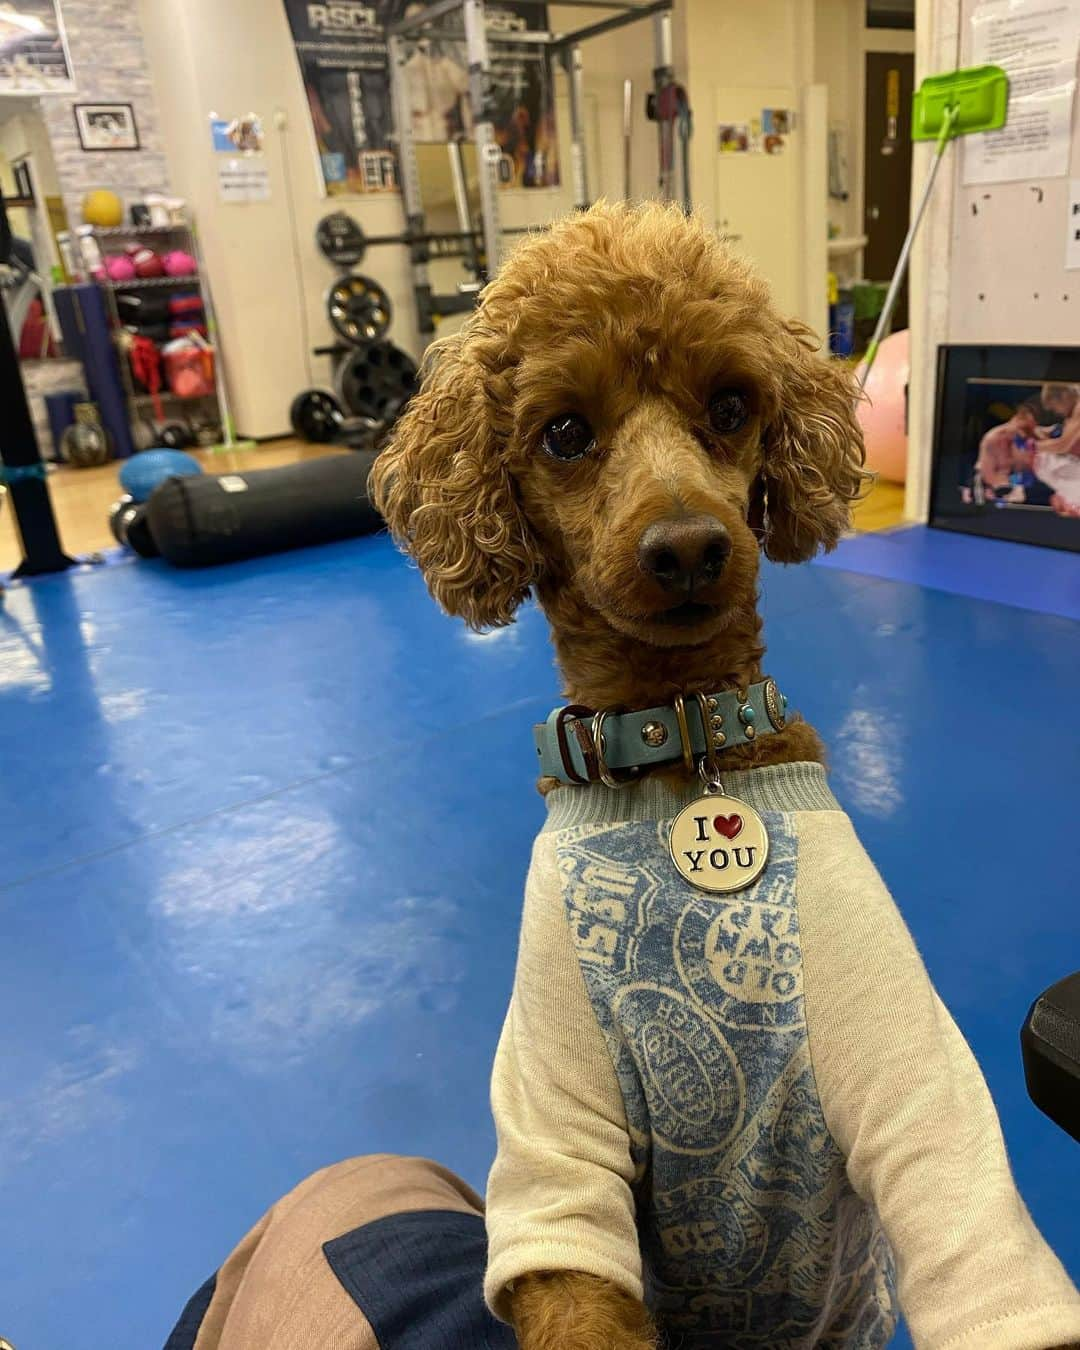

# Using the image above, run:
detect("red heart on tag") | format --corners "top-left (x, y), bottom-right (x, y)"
top-left (713, 814), bottom-right (743, 840)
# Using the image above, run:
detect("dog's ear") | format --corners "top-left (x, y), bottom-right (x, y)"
top-left (369, 326), bottom-right (541, 630)
top-left (758, 321), bottom-right (870, 563)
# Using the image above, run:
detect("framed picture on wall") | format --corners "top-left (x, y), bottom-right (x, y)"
top-left (930, 345), bottom-right (1080, 554)
top-left (73, 103), bottom-right (140, 152)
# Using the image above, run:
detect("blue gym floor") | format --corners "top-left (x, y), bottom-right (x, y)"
top-left (1, 525), bottom-right (1077, 1350)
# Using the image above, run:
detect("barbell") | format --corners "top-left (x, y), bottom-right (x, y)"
top-left (316, 211), bottom-right (534, 269)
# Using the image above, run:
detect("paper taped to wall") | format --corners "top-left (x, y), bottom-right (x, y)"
top-left (962, 0), bottom-right (1080, 185)
top-left (1068, 180), bottom-right (1080, 269)
top-left (217, 160), bottom-right (271, 204)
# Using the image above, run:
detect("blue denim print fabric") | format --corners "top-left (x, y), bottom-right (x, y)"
top-left (556, 814), bottom-right (898, 1349)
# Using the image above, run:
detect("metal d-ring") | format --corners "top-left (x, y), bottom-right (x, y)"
top-left (591, 708), bottom-right (640, 789)
top-left (671, 694), bottom-right (696, 775)
top-left (691, 690), bottom-right (724, 793)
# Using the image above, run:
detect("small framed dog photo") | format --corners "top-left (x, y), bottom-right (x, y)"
top-left (73, 103), bottom-right (140, 152)
top-left (930, 344), bottom-right (1080, 553)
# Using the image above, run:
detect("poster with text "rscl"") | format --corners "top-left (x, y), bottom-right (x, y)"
top-left (282, 0), bottom-right (559, 195)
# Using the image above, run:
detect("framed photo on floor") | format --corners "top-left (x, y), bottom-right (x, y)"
top-left (73, 103), bottom-right (140, 152)
top-left (930, 345), bottom-right (1080, 553)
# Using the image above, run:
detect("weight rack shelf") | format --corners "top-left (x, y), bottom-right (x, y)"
top-left (128, 389), bottom-right (217, 407)
top-left (103, 275), bottom-right (200, 290)
top-left (90, 224), bottom-right (191, 237)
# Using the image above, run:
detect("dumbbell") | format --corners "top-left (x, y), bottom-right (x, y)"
top-left (289, 389), bottom-right (352, 444)
top-left (108, 496), bottom-right (160, 558)
top-left (289, 388), bottom-right (404, 451)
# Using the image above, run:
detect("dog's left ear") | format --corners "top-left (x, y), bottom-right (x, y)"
top-left (757, 321), bottom-right (870, 563)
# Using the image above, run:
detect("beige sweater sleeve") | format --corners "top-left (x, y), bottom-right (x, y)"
top-left (796, 810), bottom-right (1080, 1350)
top-left (484, 832), bottom-right (642, 1323)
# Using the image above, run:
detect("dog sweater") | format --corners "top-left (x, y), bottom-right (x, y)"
top-left (485, 762), bottom-right (1080, 1349)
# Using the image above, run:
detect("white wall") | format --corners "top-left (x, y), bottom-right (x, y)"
top-left (683, 0), bottom-right (828, 333)
top-left (137, 0), bottom-right (410, 440)
top-left (907, 0), bottom-right (1078, 521)
top-left (816, 0), bottom-right (865, 244)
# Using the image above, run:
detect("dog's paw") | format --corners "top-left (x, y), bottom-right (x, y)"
top-left (510, 1270), bottom-right (658, 1350)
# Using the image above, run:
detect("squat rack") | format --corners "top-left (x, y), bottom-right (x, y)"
top-left (386, 0), bottom-right (678, 334)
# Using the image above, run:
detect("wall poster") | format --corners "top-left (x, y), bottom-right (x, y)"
top-left (282, 0), bottom-right (559, 196)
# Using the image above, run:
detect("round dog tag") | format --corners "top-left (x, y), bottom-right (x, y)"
top-left (668, 793), bottom-right (769, 893)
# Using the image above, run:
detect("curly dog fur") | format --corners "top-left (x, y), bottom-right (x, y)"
top-left (371, 200), bottom-right (868, 1349)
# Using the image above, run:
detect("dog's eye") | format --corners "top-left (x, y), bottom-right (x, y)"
top-left (708, 389), bottom-right (750, 435)
top-left (541, 414), bottom-right (595, 462)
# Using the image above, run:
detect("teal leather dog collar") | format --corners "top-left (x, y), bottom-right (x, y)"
top-left (534, 678), bottom-right (791, 786)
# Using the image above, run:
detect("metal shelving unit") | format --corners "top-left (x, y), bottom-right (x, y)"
top-left (90, 223), bottom-right (190, 238)
top-left (90, 222), bottom-right (222, 446)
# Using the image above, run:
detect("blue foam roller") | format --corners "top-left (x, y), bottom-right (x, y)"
top-left (120, 449), bottom-right (203, 503)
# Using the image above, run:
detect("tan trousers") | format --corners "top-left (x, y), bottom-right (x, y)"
top-left (189, 1155), bottom-right (486, 1350)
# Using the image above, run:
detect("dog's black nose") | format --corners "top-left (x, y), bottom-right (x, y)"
top-left (638, 515), bottom-right (732, 594)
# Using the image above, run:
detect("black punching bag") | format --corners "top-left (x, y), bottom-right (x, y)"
top-left (145, 451), bottom-right (382, 568)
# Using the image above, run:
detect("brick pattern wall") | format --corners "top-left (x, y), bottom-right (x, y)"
top-left (41, 0), bottom-right (171, 228)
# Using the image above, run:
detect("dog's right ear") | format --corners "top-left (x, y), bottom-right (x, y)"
top-left (369, 327), bottom-right (541, 630)
top-left (758, 321), bottom-right (869, 563)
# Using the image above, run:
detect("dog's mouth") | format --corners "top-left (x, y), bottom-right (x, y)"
top-left (579, 570), bottom-right (742, 646)
top-left (652, 600), bottom-right (722, 626)
top-left (591, 592), bottom-right (734, 646)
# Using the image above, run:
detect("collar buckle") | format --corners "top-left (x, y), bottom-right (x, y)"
top-left (554, 704), bottom-right (598, 785)
top-left (591, 708), bottom-right (642, 790)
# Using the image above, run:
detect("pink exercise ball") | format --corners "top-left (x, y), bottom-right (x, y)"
top-left (104, 254), bottom-right (136, 282)
top-left (162, 250), bottom-right (197, 277)
top-left (855, 328), bottom-right (909, 484)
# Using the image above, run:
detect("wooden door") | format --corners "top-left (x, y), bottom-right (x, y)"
top-left (863, 52), bottom-right (914, 322)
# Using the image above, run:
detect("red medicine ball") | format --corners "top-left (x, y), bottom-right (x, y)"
top-left (133, 248), bottom-right (165, 279)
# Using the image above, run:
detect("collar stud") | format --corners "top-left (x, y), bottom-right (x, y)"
top-left (641, 720), bottom-right (669, 748)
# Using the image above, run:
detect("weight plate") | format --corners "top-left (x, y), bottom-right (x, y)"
top-left (326, 274), bottom-right (392, 345)
top-left (61, 421), bottom-right (110, 467)
top-left (159, 421), bottom-right (195, 450)
top-left (131, 417), bottom-right (158, 452)
top-left (290, 389), bottom-right (344, 444)
top-left (109, 495), bottom-right (137, 545)
top-left (125, 505), bottom-right (161, 559)
top-left (335, 341), bottom-right (418, 423)
top-left (316, 212), bottom-right (368, 268)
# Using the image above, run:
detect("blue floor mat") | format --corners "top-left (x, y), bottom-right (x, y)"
top-left (817, 523), bottom-right (1080, 621)
top-left (1, 532), bottom-right (1077, 1349)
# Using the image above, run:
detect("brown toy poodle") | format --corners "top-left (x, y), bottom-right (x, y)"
top-left (371, 202), bottom-right (1080, 1350)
